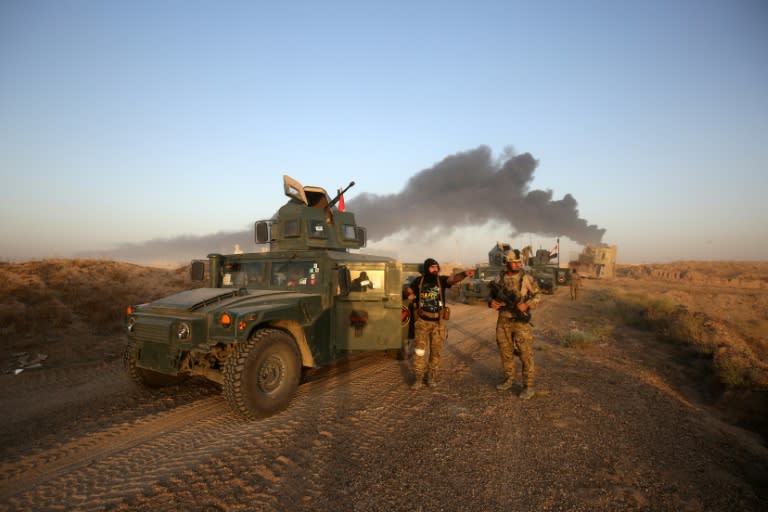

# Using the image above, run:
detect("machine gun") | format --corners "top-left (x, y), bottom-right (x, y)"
top-left (327, 181), bottom-right (355, 211)
top-left (488, 280), bottom-right (531, 323)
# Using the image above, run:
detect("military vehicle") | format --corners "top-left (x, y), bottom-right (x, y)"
top-left (124, 175), bottom-right (411, 419)
top-left (525, 248), bottom-right (569, 294)
top-left (458, 242), bottom-right (509, 303)
top-left (459, 242), bottom-right (570, 300)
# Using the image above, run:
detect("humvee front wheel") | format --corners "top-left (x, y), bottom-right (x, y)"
top-left (223, 328), bottom-right (301, 419)
top-left (123, 341), bottom-right (185, 387)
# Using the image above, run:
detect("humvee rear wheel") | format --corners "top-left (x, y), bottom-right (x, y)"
top-left (223, 328), bottom-right (301, 419)
top-left (123, 341), bottom-right (185, 387)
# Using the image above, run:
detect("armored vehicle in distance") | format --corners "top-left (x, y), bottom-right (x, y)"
top-left (526, 248), bottom-right (569, 294)
top-left (458, 242), bottom-right (509, 303)
top-left (460, 242), bottom-right (570, 300)
top-left (124, 176), bottom-right (410, 419)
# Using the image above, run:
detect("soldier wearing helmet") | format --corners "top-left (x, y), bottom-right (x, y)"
top-left (488, 248), bottom-right (541, 399)
top-left (406, 258), bottom-right (475, 390)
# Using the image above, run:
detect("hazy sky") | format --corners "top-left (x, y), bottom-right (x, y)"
top-left (1, 0), bottom-right (766, 266)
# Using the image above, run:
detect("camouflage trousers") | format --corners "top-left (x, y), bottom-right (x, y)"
top-left (495, 314), bottom-right (535, 387)
top-left (570, 283), bottom-right (580, 300)
top-left (412, 317), bottom-right (446, 380)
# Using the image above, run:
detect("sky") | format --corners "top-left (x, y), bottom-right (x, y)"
top-left (1, 0), bottom-right (767, 267)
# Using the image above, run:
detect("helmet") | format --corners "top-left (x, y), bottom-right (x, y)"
top-left (504, 249), bottom-right (522, 264)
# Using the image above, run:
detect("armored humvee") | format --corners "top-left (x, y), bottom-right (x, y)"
top-left (459, 242), bottom-right (567, 299)
top-left (526, 248), bottom-right (569, 294)
top-left (458, 242), bottom-right (508, 303)
top-left (124, 175), bottom-right (411, 419)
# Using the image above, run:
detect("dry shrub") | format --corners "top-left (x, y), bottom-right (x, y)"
top-left (561, 328), bottom-right (597, 348)
top-left (0, 259), bottom-right (197, 340)
top-left (601, 287), bottom-right (768, 391)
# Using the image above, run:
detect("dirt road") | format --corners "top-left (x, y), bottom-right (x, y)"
top-left (1, 282), bottom-right (766, 511)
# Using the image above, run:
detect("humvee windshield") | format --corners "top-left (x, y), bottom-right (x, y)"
top-left (270, 260), bottom-right (321, 288)
top-left (219, 260), bottom-right (321, 290)
top-left (221, 261), bottom-right (266, 288)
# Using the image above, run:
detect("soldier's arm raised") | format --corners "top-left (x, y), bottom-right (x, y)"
top-left (447, 268), bottom-right (475, 285)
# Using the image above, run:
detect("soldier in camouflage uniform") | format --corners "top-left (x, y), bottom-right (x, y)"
top-left (570, 268), bottom-right (582, 300)
top-left (406, 258), bottom-right (474, 390)
top-left (488, 249), bottom-right (541, 399)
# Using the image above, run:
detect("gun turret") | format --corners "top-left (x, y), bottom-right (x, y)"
top-left (327, 181), bottom-right (355, 211)
top-left (255, 175), bottom-right (366, 252)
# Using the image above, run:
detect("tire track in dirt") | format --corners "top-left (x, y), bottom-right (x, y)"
top-left (100, 358), bottom-right (418, 511)
top-left (1, 306), bottom-right (487, 511)
top-left (0, 338), bottom-right (433, 510)
top-left (0, 397), bottom-right (226, 499)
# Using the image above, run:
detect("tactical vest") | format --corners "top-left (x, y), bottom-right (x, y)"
top-left (499, 269), bottom-right (533, 296)
top-left (415, 276), bottom-right (443, 313)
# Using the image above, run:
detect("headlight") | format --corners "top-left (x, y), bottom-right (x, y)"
top-left (219, 312), bottom-right (233, 328)
top-left (177, 322), bottom-right (191, 340)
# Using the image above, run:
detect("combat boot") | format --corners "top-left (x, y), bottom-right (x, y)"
top-left (495, 377), bottom-right (515, 391)
top-left (411, 374), bottom-right (424, 390)
top-left (426, 374), bottom-right (438, 388)
top-left (519, 387), bottom-right (535, 400)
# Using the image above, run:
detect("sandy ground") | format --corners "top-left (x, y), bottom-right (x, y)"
top-left (0, 265), bottom-right (767, 511)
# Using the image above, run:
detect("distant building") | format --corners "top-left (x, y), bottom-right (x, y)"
top-left (574, 244), bottom-right (617, 278)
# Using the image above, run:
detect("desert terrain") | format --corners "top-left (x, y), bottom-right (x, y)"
top-left (0, 259), bottom-right (766, 511)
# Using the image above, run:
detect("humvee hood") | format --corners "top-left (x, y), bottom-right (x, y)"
top-left (148, 288), bottom-right (243, 310)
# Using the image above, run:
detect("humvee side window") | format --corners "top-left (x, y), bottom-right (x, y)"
top-left (271, 261), bottom-right (320, 287)
top-left (349, 269), bottom-right (384, 292)
top-left (283, 219), bottom-right (300, 237)
top-left (342, 224), bottom-right (356, 240)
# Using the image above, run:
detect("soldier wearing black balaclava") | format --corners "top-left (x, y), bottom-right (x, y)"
top-left (405, 258), bottom-right (475, 389)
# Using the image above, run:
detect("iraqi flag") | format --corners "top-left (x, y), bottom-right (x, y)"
top-left (549, 242), bottom-right (559, 259)
top-left (337, 188), bottom-right (346, 212)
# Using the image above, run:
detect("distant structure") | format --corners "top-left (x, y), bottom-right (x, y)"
top-left (574, 244), bottom-right (617, 278)
top-left (234, 244), bottom-right (243, 254)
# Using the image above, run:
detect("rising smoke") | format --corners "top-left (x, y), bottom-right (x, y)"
top-left (348, 145), bottom-right (605, 246)
top-left (84, 145), bottom-right (604, 265)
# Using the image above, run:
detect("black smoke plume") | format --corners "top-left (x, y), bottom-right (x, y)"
top-left (347, 145), bottom-right (605, 246)
top-left (83, 145), bottom-right (604, 265)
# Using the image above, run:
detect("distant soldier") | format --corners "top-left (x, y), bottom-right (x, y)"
top-left (488, 249), bottom-right (541, 399)
top-left (406, 258), bottom-right (475, 389)
top-left (570, 269), bottom-right (582, 300)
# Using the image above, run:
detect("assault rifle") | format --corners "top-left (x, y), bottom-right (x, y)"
top-left (488, 280), bottom-right (532, 323)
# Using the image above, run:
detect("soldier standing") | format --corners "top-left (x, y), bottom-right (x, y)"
top-left (489, 249), bottom-right (541, 399)
top-left (406, 258), bottom-right (474, 390)
top-left (570, 269), bottom-right (582, 300)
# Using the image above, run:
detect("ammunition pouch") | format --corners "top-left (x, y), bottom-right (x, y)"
top-left (441, 306), bottom-right (451, 320)
top-left (417, 308), bottom-right (441, 322)
top-left (501, 310), bottom-right (531, 323)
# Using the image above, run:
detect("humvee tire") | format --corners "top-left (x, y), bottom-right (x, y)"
top-left (223, 328), bottom-right (301, 419)
top-left (123, 341), bottom-right (185, 387)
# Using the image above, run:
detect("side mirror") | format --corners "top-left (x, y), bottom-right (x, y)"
top-left (255, 221), bottom-right (270, 243)
top-left (338, 266), bottom-right (351, 296)
top-left (190, 260), bottom-right (206, 281)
